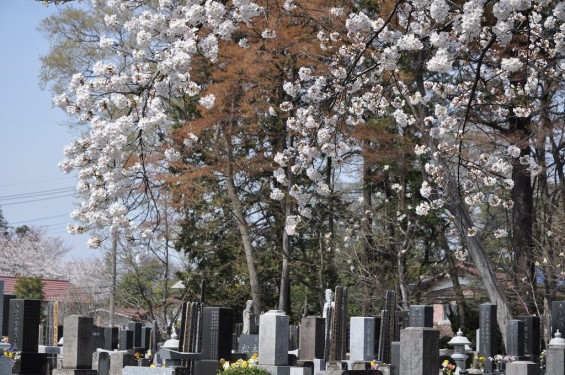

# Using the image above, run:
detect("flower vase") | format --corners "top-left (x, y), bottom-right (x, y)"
top-left (493, 362), bottom-right (503, 375)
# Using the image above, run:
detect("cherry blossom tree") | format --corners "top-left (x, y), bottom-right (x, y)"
top-left (0, 226), bottom-right (70, 279)
top-left (274, 0), bottom-right (565, 344)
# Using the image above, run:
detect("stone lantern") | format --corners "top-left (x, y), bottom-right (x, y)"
top-left (449, 329), bottom-right (472, 375)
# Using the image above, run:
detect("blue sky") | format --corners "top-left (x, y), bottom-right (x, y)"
top-left (0, 1), bottom-right (94, 259)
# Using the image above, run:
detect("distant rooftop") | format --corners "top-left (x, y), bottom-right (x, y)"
top-left (0, 275), bottom-right (70, 302)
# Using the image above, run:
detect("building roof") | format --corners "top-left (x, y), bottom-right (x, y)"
top-left (0, 275), bottom-right (70, 302)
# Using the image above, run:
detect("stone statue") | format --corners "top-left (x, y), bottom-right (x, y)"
top-left (242, 300), bottom-right (257, 335)
top-left (322, 288), bottom-right (335, 318)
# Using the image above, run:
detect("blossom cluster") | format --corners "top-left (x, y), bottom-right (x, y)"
top-left (56, 0), bottom-right (262, 247)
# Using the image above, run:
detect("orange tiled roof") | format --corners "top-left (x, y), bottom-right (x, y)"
top-left (0, 275), bottom-right (70, 302)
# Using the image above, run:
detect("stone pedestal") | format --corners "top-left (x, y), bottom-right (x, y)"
top-left (546, 346), bottom-right (565, 375)
top-left (399, 327), bottom-right (439, 375)
top-left (505, 361), bottom-right (539, 375)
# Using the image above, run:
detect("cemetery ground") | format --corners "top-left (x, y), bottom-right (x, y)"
top-left (0, 282), bottom-right (564, 375)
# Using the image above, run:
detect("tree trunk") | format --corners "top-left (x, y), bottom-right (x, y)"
top-left (223, 132), bottom-right (262, 316)
top-left (444, 183), bottom-right (512, 349)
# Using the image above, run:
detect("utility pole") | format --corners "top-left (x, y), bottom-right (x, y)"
top-left (109, 234), bottom-right (117, 327)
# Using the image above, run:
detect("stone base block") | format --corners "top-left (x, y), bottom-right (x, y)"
top-left (505, 361), bottom-right (539, 375)
top-left (317, 371), bottom-right (382, 375)
top-left (291, 367), bottom-right (312, 375)
top-left (122, 366), bottom-right (176, 375)
top-left (12, 352), bottom-right (47, 375)
top-left (259, 365), bottom-right (291, 375)
top-left (52, 370), bottom-right (97, 375)
top-left (193, 360), bottom-right (219, 375)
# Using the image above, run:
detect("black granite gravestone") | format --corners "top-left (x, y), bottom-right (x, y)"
top-left (104, 327), bottom-right (119, 350)
top-left (201, 307), bottom-right (233, 360)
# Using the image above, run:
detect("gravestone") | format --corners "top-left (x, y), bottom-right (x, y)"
top-left (104, 327), bottom-right (118, 351)
top-left (289, 325), bottom-right (300, 351)
top-left (0, 281), bottom-right (4, 336)
top-left (92, 351), bottom-right (110, 375)
top-left (9, 299), bottom-right (47, 375)
top-left (299, 317), bottom-right (325, 360)
top-left (9, 299), bottom-right (41, 353)
top-left (52, 315), bottom-right (97, 375)
top-left (390, 341), bottom-right (400, 375)
top-left (194, 307), bottom-right (233, 375)
top-left (259, 310), bottom-right (289, 366)
top-left (408, 305), bottom-right (434, 328)
top-left (60, 316), bottom-right (96, 369)
top-left (479, 303), bottom-right (497, 373)
top-left (141, 327), bottom-right (151, 350)
top-left (180, 302), bottom-right (201, 353)
top-left (399, 327), bottom-right (439, 375)
top-left (350, 317), bottom-right (376, 361)
top-left (150, 320), bottom-right (160, 354)
top-left (2, 295), bottom-right (14, 339)
top-left (0, 356), bottom-right (11, 375)
top-left (552, 301), bottom-right (565, 338)
top-left (119, 329), bottom-right (134, 351)
top-left (546, 332), bottom-right (565, 375)
top-left (109, 352), bottom-right (136, 375)
top-left (518, 316), bottom-right (541, 358)
top-left (127, 322), bottom-right (142, 349)
top-left (373, 317), bottom-right (381, 358)
top-left (378, 310), bottom-right (391, 364)
top-left (507, 320), bottom-right (525, 358)
top-left (201, 307), bottom-right (233, 360)
top-left (92, 326), bottom-right (105, 350)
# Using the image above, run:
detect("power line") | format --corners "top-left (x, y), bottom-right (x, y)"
top-left (0, 177), bottom-right (74, 188)
top-left (0, 193), bottom-right (75, 206)
top-left (11, 214), bottom-right (71, 225)
top-left (0, 187), bottom-right (74, 201)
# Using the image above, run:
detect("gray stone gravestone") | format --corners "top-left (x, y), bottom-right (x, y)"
top-left (350, 317), bottom-right (376, 362)
top-left (479, 303), bottom-right (497, 373)
top-left (399, 327), bottom-right (439, 375)
top-left (60, 316), bottom-right (96, 369)
top-left (299, 316), bottom-right (325, 360)
top-left (259, 310), bottom-right (289, 366)
top-left (92, 351), bottom-right (110, 375)
top-left (52, 315), bottom-right (97, 375)
top-left (390, 341), bottom-right (400, 375)
top-left (119, 329), bottom-right (133, 352)
top-left (507, 320), bottom-right (525, 359)
top-left (109, 352), bottom-right (136, 375)
top-left (408, 305), bottom-right (434, 328)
